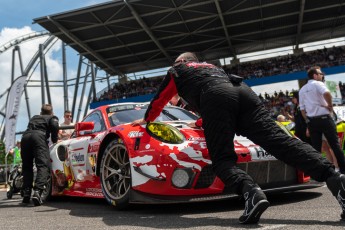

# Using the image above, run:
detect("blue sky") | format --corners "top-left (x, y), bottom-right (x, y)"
top-left (0, 0), bottom-right (109, 139)
top-left (0, 0), bottom-right (109, 29)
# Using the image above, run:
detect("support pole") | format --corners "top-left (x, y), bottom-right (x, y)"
top-left (39, 44), bottom-right (46, 104)
top-left (71, 55), bottom-right (82, 123)
top-left (62, 42), bottom-right (69, 111)
top-left (76, 62), bottom-right (90, 122)
top-left (44, 61), bottom-right (52, 105)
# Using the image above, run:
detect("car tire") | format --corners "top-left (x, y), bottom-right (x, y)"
top-left (41, 175), bottom-right (52, 202)
top-left (100, 139), bottom-right (131, 210)
top-left (7, 189), bottom-right (13, 199)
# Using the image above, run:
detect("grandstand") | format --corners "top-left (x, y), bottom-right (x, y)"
top-left (32, 0), bottom-right (345, 109)
top-left (1, 0), bottom-right (345, 148)
top-left (90, 45), bottom-right (345, 105)
top-left (1, 0), bottom-right (344, 122)
top-left (34, 0), bottom-right (345, 73)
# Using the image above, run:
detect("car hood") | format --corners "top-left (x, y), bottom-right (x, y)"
top-left (167, 121), bottom-right (275, 162)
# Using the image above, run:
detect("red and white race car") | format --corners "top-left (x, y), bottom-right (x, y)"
top-left (47, 103), bottom-right (322, 209)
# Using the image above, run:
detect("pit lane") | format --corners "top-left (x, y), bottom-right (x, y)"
top-left (0, 185), bottom-right (344, 229)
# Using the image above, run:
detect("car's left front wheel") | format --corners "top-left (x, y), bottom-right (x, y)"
top-left (100, 139), bottom-right (131, 209)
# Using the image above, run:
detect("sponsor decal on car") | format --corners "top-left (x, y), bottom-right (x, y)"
top-left (128, 131), bottom-right (144, 138)
top-left (138, 149), bottom-right (155, 153)
top-left (88, 143), bottom-right (100, 153)
top-left (249, 146), bottom-right (276, 161)
top-left (187, 137), bottom-right (206, 141)
top-left (71, 152), bottom-right (85, 166)
top-left (85, 188), bottom-right (103, 197)
top-left (137, 143), bottom-right (155, 152)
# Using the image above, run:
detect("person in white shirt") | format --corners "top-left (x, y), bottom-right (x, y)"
top-left (299, 66), bottom-right (345, 173)
top-left (58, 110), bottom-right (75, 140)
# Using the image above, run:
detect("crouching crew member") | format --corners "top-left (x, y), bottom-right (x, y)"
top-left (21, 104), bottom-right (59, 206)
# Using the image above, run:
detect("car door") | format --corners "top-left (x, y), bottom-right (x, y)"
top-left (67, 111), bottom-right (106, 182)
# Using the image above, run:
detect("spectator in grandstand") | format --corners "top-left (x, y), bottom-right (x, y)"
top-left (20, 104), bottom-right (59, 206)
top-left (131, 52), bottom-right (345, 224)
top-left (59, 110), bottom-right (74, 140)
top-left (299, 66), bottom-right (345, 174)
top-left (276, 114), bottom-right (286, 122)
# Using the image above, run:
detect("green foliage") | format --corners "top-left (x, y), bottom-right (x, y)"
top-left (0, 140), bottom-right (13, 165)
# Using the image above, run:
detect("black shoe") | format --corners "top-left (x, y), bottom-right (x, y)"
top-left (32, 189), bottom-right (43, 206)
top-left (22, 188), bottom-right (31, 204)
top-left (326, 173), bottom-right (345, 220)
top-left (239, 187), bottom-right (270, 224)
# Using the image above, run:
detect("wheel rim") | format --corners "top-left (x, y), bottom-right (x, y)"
top-left (41, 175), bottom-right (51, 199)
top-left (102, 143), bottom-right (131, 200)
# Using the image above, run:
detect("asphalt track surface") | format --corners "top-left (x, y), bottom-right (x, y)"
top-left (1, 185), bottom-right (345, 230)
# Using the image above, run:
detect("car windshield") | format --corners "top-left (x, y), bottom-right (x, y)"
top-left (107, 104), bottom-right (198, 127)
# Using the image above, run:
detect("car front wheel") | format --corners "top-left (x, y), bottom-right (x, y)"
top-left (100, 139), bottom-right (131, 209)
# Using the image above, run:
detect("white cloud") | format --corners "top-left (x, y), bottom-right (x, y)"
top-left (251, 80), bottom-right (299, 95)
top-left (0, 26), bottom-right (91, 139)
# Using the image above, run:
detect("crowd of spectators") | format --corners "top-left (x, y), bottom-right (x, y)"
top-left (261, 81), bottom-right (345, 121)
top-left (97, 76), bottom-right (162, 102)
top-left (94, 46), bottom-right (345, 104)
top-left (259, 89), bottom-right (295, 120)
top-left (225, 46), bottom-right (345, 79)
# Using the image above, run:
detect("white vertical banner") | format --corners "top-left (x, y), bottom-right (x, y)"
top-left (5, 76), bottom-right (26, 153)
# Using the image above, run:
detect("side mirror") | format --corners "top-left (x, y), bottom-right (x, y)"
top-left (75, 122), bottom-right (94, 137)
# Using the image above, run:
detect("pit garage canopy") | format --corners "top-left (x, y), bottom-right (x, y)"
top-left (34, 0), bottom-right (345, 76)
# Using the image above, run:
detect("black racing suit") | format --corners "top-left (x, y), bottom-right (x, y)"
top-left (21, 115), bottom-right (59, 190)
top-left (144, 61), bottom-right (336, 194)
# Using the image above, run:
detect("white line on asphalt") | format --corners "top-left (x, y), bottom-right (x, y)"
top-left (261, 225), bottom-right (287, 229)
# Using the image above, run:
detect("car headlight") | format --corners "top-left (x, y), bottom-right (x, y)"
top-left (146, 122), bottom-right (185, 144)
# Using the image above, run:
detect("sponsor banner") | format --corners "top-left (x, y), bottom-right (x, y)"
top-left (325, 80), bottom-right (342, 105)
top-left (5, 76), bottom-right (26, 153)
top-left (334, 106), bottom-right (345, 121)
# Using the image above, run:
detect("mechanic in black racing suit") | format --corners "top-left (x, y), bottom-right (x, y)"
top-left (21, 104), bottom-right (59, 206)
top-left (131, 52), bottom-right (345, 224)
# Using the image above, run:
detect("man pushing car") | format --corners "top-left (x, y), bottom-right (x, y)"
top-left (131, 52), bottom-right (345, 224)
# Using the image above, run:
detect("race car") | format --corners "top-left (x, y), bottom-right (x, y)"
top-left (46, 103), bottom-right (323, 209)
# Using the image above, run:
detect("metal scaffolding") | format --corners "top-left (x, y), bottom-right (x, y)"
top-left (0, 32), bottom-right (113, 139)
